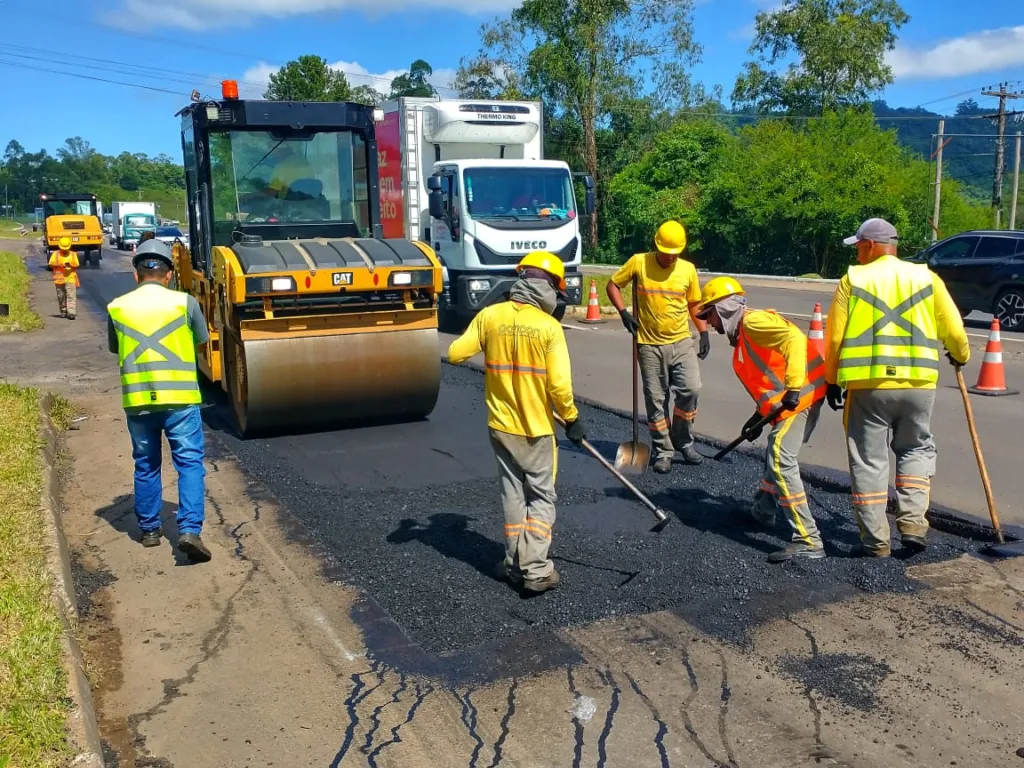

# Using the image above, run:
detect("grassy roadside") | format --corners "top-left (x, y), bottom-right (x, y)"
top-left (0, 221), bottom-right (41, 242)
top-left (0, 385), bottom-right (71, 768)
top-left (0, 252), bottom-right (42, 333)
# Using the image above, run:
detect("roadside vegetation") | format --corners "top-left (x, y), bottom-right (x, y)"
top-left (0, 252), bottom-right (42, 332)
top-left (0, 384), bottom-right (70, 768)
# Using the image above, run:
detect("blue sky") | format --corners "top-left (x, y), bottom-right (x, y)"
top-left (0, 0), bottom-right (1022, 160)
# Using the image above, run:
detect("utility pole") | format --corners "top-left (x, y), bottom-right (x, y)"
top-left (1011, 131), bottom-right (1022, 231)
top-left (932, 119), bottom-right (945, 241)
top-left (982, 83), bottom-right (1024, 228)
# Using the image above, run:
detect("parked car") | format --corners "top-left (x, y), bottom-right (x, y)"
top-left (153, 225), bottom-right (189, 249)
top-left (906, 230), bottom-right (1024, 331)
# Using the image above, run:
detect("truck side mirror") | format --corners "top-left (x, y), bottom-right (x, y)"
top-left (583, 175), bottom-right (595, 215)
top-left (428, 190), bottom-right (444, 220)
top-left (427, 176), bottom-right (442, 192)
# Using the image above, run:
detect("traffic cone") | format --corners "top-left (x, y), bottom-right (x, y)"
top-left (579, 279), bottom-right (605, 324)
top-left (968, 319), bottom-right (1019, 396)
top-left (808, 302), bottom-right (825, 360)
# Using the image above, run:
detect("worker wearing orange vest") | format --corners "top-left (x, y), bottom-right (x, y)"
top-left (48, 237), bottom-right (80, 319)
top-left (697, 276), bottom-right (828, 562)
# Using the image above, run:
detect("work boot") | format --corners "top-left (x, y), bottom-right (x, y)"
top-left (653, 457), bottom-right (672, 474)
top-left (178, 533), bottom-right (212, 563)
top-left (140, 528), bottom-right (163, 548)
top-left (523, 569), bottom-right (560, 593)
top-left (851, 543), bottom-right (891, 558)
top-left (679, 444), bottom-right (704, 465)
top-left (900, 534), bottom-right (928, 553)
top-left (767, 542), bottom-right (825, 563)
top-left (68, 314), bottom-right (75, 320)
top-left (748, 496), bottom-right (776, 528)
top-left (493, 560), bottom-right (523, 584)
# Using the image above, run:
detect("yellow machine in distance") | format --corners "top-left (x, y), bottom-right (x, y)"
top-left (41, 193), bottom-right (104, 267)
top-left (173, 83), bottom-right (444, 435)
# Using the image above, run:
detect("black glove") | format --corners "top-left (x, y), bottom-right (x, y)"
top-left (946, 350), bottom-right (966, 368)
top-left (619, 308), bottom-right (639, 337)
top-left (697, 330), bottom-right (711, 360)
top-left (742, 411), bottom-right (765, 441)
top-left (780, 389), bottom-right (801, 411)
top-left (564, 419), bottom-right (587, 445)
top-left (826, 383), bottom-right (845, 412)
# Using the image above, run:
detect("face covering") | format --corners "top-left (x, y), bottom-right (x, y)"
top-left (714, 294), bottom-right (748, 346)
top-left (510, 277), bottom-right (560, 316)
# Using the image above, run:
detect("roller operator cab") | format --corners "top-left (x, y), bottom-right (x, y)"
top-left (40, 193), bottom-right (104, 267)
top-left (377, 98), bottom-right (595, 325)
top-left (175, 88), bottom-right (444, 436)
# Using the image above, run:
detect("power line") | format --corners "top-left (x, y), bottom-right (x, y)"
top-left (0, 58), bottom-right (186, 96)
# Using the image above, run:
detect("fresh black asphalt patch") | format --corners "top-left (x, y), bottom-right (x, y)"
top-left (203, 363), bottom-right (984, 660)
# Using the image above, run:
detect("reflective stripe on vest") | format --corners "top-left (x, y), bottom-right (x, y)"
top-left (108, 287), bottom-right (201, 409)
top-left (837, 260), bottom-right (940, 385)
top-left (733, 315), bottom-right (826, 419)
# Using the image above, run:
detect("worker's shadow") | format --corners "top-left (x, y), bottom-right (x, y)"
top-left (387, 513), bottom-right (505, 581)
top-left (95, 494), bottom-right (200, 566)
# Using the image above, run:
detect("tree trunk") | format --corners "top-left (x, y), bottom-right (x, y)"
top-left (584, 42), bottom-right (599, 251)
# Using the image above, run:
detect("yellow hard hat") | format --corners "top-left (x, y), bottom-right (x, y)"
top-left (58, 237), bottom-right (72, 250)
top-left (517, 250), bottom-right (566, 291)
top-left (696, 276), bottom-right (745, 317)
top-left (654, 220), bottom-right (687, 255)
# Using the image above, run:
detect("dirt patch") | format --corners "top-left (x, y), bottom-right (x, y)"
top-left (780, 652), bottom-right (893, 711)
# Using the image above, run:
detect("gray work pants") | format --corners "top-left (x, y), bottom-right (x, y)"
top-left (490, 428), bottom-right (558, 581)
top-left (754, 401), bottom-right (823, 548)
top-left (637, 338), bottom-right (702, 460)
top-left (845, 389), bottom-right (936, 554)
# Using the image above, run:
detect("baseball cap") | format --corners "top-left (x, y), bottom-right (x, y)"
top-left (843, 218), bottom-right (898, 246)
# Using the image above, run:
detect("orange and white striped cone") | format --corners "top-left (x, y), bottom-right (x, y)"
top-left (968, 318), bottom-right (1018, 396)
top-left (579, 279), bottom-right (605, 324)
top-left (808, 302), bottom-right (825, 360)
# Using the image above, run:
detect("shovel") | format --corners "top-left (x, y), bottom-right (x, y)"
top-left (555, 414), bottom-right (670, 533)
top-left (614, 277), bottom-right (651, 475)
top-left (713, 405), bottom-right (787, 461)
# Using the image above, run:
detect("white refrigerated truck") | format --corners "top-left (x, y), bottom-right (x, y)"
top-left (111, 201), bottom-right (157, 250)
top-left (377, 97), bottom-right (594, 324)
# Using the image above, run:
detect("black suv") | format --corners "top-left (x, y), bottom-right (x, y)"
top-left (906, 230), bottom-right (1024, 331)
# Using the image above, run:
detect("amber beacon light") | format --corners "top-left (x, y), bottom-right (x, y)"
top-left (221, 80), bottom-right (239, 100)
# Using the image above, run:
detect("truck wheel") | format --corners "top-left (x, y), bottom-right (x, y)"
top-left (995, 288), bottom-right (1024, 332)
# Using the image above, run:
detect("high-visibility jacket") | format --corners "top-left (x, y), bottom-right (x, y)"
top-left (835, 256), bottom-right (944, 388)
top-left (48, 250), bottom-right (80, 286)
top-left (107, 284), bottom-right (202, 409)
top-left (733, 310), bottom-right (826, 420)
top-left (610, 253), bottom-right (702, 345)
top-left (447, 299), bottom-right (579, 438)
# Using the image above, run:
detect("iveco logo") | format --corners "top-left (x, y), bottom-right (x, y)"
top-left (511, 240), bottom-right (547, 250)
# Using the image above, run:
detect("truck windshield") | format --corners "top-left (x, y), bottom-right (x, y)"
top-left (125, 214), bottom-right (153, 227)
top-left (463, 168), bottom-right (577, 221)
top-left (208, 129), bottom-right (372, 235)
top-left (44, 200), bottom-right (96, 217)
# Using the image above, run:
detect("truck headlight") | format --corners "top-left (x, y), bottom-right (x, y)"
top-left (468, 279), bottom-right (491, 292)
top-left (271, 278), bottom-right (295, 291)
top-left (565, 275), bottom-right (582, 288)
top-left (389, 270), bottom-right (433, 287)
top-left (245, 276), bottom-right (296, 294)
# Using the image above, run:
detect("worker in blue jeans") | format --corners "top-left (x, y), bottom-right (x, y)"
top-left (107, 239), bottom-right (212, 563)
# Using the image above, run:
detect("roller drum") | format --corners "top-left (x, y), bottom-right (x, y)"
top-left (230, 327), bottom-right (441, 434)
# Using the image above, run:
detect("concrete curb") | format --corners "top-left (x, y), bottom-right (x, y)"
top-left (38, 393), bottom-right (106, 768)
top-left (581, 263), bottom-right (840, 286)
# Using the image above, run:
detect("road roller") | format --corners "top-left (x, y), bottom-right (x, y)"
top-left (172, 81), bottom-right (443, 435)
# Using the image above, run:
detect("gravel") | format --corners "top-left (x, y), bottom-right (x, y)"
top-left (206, 363), bottom-right (982, 657)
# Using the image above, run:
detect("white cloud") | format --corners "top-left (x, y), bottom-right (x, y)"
top-left (887, 26), bottom-right (1024, 79)
top-left (105, 0), bottom-right (514, 30)
top-left (727, 3), bottom-right (784, 43)
top-left (239, 60), bottom-right (457, 98)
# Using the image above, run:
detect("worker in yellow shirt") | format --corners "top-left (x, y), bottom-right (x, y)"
top-left (265, 144), bottom-right (317, 199)
top-left (825, 218), bottom-right (970, 557)
top-left (48, 237), bottom-right (80, 319)
top-left (448, 251), bottom-right (585, 593)
top-left (697, 276), bottom-right (828, 562)
top-left (607, 220), bottom-right (710, 473)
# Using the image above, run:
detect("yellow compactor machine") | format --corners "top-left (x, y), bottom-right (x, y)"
top-left (173, 83), bottom-right (443, 435)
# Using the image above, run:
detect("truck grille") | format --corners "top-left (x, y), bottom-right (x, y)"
top-left (473, 237), bottom-right (579, 266)
top-left (61, 221), bottom-right (85, 230)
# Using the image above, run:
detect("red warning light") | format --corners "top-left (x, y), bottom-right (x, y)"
top-left (221, 80), bottom-right (239, 100)
top-left (373, 273), bottom-right (379, 286)
top-left (305, 276), bottom-right (311, 289)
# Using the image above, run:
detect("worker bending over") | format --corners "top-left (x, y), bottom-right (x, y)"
top-left (48, 237), bottom-right (79, 320)
top-left (448, 252), bottom-right (585, 593)
top-left (607, 220), bottom-right (710, 473)
top-left (697, 277), bottom-right (828, 562)
top-left (826, 218), bottom-right (970, 557)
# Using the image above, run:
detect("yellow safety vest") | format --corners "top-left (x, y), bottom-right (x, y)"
top-left (837, 258), bottom-right (940, 386)
top-left (108, 284), bottom-right (202, 409)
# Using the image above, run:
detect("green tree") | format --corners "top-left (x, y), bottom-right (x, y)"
top-left (350, 84), bottom-right (384, 105)
top-left (453, 55), bottom-right (523, 100)
top-left (389, 59), bottom-right (438, 98)
top-left (264, 55), bottom-right (353, 101)
top-left (464, 0), bottom-right (703, 249)
top-left (732, 0), bottom-right (909, 115)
